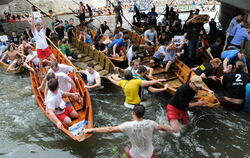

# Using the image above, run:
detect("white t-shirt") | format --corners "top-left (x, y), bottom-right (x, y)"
top-left (56, 72), bottom-right (72, 92)
top-left (45, 89), bottom-right (66, 114)
top-left (125, 66), bottom-right (150, 75)
top-left (83, 70), bottom-right (100, 86)
top-left (33, 28), bottom-right (48, 50)
top-left (126, 45), bottom-right (136, 62)
top-left (119, 120), bottom-right (159, 158)
top-left (48, 64), bottom-right (74, 74)
top-left (26, 51), bottom-right (39, 65)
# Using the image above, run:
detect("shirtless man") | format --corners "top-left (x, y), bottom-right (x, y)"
top-left (0, 44), bottom-right (25, 71)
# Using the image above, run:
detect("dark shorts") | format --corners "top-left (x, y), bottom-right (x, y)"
top-left (115, 15), bottom-right (122, 24)
top-left (57, 33), bottom-right (64, 40)
top-left (56, 106), bottom-right (74, 122)
top-left (219, 96), bottom-right (244, 111)
top-left (152, 57), bottom-right (162, 65)
top-left (166, 104), bottom-right (189, 124)
top-left (79, 13), bottom-right (85, 21)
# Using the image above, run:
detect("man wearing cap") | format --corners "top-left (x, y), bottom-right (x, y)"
top-left (221, 49), bottom-right (248, 73)
top-left (166, 75), bottom-right (213, 133)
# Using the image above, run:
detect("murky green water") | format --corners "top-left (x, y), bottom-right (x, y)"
top-left (1, 70), bottom-right (250, 158)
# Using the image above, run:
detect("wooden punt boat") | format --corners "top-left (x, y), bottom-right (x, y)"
top-left (70, 37), bottom-right (116, 77)
top-left (120, 28), bottom-right (220, 107)
top-left (0, 61), bottom-right (24, 74)
top-left (29, 41), bottom-right (93, 142)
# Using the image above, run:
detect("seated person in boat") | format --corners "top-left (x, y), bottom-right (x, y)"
top-left (126, 44), bottom-right (141, 66)
top-left (192, 58), bottom-right (222, 81)
top-left (83, 104), bottom-right (171, 158)
top-left (107, 34), bottom-right (130, 58)
top-left (23, 47), bottom-right (39, 73)
top-left (61, 38), bottom-right (82, 61)
top-left (116, 59), bottom-right (154, 77)
top-left (78, 27), bottom-right (93, 45)
top-left (219, 61), bottom-right (249, 111)
top-left (38, 62), bottom-right (77, 90)
top-left (94, 36), bottom-right (108, 55)
top-left (221, 49), bottom-right (248, 73)
top-left (80, 62), bottom-right (101, 89)
top-left (134, 65), bottom-right (169, 100)
top-left (18, 39), bottom-right (33, 55)
top-left (31, 17), bottom-right (56, 68)
top-left (0, 44), bottom-right (25, 71)
top-left (162, 41), bottom-right (182, 72)
top-left (45, 78), bottom-right (79, 129)
top-left (144, 26), bottom-right (159, 47)
top-left (150, 41), bottom-right (170, 67)
top-left (166, 75), bottom-right (213, 133)
top-left (108, 70), bottom-right (165, 109)
top-left (45, 72), bottom-right (76, 98)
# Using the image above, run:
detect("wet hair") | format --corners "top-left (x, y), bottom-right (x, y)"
top-left (51, 62), bottom-right (58, 68)
top-left (46, 72), bottom-right (56, 81)
top-left (210, 58), bottom-right (221, 64)
top-left (238, 12), bottom-right (245, 17)
top-left (123, 35), bottom-right (130, 41)
top-left (47, 78), bottom-right (59, 92)
top-left (7, 44), bottom-right (15, 51)
top-left (235, 61), bottom-right (245, 73)
top-left (164, 40), bottom-right (171, 46)
top-left (87, 62), bottom-right (94, 68)
top-left (124, 70), bottom-right (133, 80)
top-left (133, 104), bottom-right (145, 118)
top-left (137, 65), bottom-right (147, 74)
top-left (149, 25), bottom-right (155, 29)
top-left (132, 45), bottom-right (139, 52)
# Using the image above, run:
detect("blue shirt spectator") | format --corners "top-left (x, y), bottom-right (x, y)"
top-left (230, 27), bottom-right (250, 46)
top-left (226, 14), bottom-right (244, 35)
top-left (230, 23), bottom-right (242, 36)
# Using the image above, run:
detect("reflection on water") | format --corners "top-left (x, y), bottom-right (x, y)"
top-left (1, 69), bottom-right (250, 158)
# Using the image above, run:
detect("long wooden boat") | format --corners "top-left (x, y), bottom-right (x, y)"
top-left (29, 40), bottom-right (93, 142)
top-left (74, 26), bottom-right (126, 64)
top-left (0, 61), bottom-right (24, 74)
top-left (120, 28), bottom-right (220, 107)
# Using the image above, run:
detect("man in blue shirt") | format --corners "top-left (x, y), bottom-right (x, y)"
top-left (108, 34), bottom-right (129, 57)
top-left (230, 23), bottom-right (250, 49)
top-left (221, 49), bottom-right (248, 73)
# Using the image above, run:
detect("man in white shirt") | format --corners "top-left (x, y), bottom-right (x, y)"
top-left (31, 17), bottom-right (56, 69)
top-left (126, 44), bottom-right (140, 66)
top-left (80, 62), bottom-right (101, 89)
top-left (45, 78), bottom-right (79, 128)
top-left (83, 104), bottom-right (171, 158)
top-left (23, 47), bottom-right (39, 73)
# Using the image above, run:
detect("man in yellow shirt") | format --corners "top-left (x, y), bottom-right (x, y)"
top-left (108, 70), bottom-right (165, 108)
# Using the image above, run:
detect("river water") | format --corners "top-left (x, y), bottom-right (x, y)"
top-left (1, 3), bottom-right (250, 158)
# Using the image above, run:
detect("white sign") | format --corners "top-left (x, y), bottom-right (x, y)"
top-left (33, 11), bottom-right (41, 18)
top-left (0, 35), bottom-right (8, 42)
top-left (173, 35), bottom-right (184, 45)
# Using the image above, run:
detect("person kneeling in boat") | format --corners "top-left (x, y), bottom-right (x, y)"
top-left (107, 34), bottom-right (130, 58)
top-left (150, 41), bottom-right (170, 67)
top-left (116, 59), bottom-right (154, 78)
top-left (61, 38), bottom-right (82, 61)
top-left (221, 49), bottom-right (248, 73)
top-left (219, 61), bottom-right (249, 111)
top-left (126, 44), bottom-right (141, 66)
top-left (192, 58), bottom-right (222, 85)
top-left (23, 47), bottom-right (39, 73)
top-left (79, 62), bottom-right (101, 90)
top-left (0, 44), bottom-right (25, 71)
top-left (108, 70), bottom-right (165, 109)
top-left (166, 75), bottom-right (214, 133)
top-left (45, 78), bottom-right (79, 129)
top-left (162, 41), bottom-right (182, 72)
top-left (83, 104), bottom-right (171, 158)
